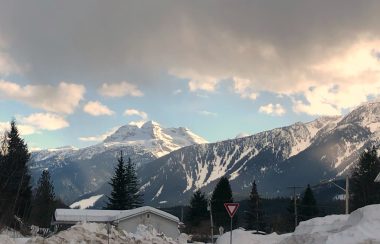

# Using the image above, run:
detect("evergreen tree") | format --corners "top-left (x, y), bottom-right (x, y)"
top-left (211, 176), bottom-right (234, 229)
top-left (246, 180), bottom-right (265, 231)
top-left (105, 152), bottom-right (128, 210)
top-left (351, 147), bottom-right (380, 210)
top-left (186, 190), bottom-right (208, 227)
top-left (299, 184), bottom-right (319, 221)
top-left (125, 157), bottom-right (143, 209)
top-left (29, 170), bottom-right (56, 227)
top-left (0, 131), bottom-right (8, 190)
top-left (0, 120), bottom-right (32, 226)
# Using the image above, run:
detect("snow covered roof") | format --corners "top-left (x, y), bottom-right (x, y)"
top-left (53, 206), bottom-right (179, 224)
top-left (54, 209), bottom-right (123, 223)
top-left (112, 206), bottom-right (179, 223)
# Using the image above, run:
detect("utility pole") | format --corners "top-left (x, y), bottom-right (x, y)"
top-left (181, 206), bottom-right (184, 222)
top-left (256, 198), bottom-right (259, 233)
top-left (345, 174), bottom-right (349, 214)
top-left (322, 176), bottom-right (349, 214)
top-left (208, 200), bottom-right (214, 244)
top-left (288, 186), bottom-right (303, 229)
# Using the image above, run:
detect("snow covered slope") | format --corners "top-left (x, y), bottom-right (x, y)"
top-left (103, 120), bottom-right (207, 158)
top-left (29, 121), bottom-right (207, 203)
top-left (31, 102), bottom-right (380, 206)
top-left (70, 194), bottom-right (104, 209)
top-left (136, 102), bottom-right (380, 205)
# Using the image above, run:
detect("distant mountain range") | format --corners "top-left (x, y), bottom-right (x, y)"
top-left (30, 102), bottom-right (380, 207)
top-left (30, 121), bottom-right (208, 202)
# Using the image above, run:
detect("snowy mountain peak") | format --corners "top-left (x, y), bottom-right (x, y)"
top-left (339, 101), bottom-right (380, 128)
top-left (141, 120), bottom-right (160, 128)
top-left (90, 121), bottom-right (208, 158)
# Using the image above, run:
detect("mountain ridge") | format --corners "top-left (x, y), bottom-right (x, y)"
top-left (30, 101), bottom-right (380, 207)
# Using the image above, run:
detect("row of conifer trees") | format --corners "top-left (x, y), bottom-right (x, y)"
top-left (185, 146), bottom-right (380, 234)
top-left (0, 120), bottom-right (61, 230)
top-left (0, 120), bottom-right (144, 232)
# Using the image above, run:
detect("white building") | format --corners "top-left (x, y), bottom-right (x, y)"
top-left (52, 206), bottom-right (180, 239)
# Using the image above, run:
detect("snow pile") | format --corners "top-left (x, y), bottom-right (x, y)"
top-left (69, 194), bottom-right (104, 209)
top-left (0, 228), bottom-right (25, 238)
top-left (0, 235), bottom-right (16, 244)
top-left (217, 229), bottom-right (288, 244)
top-left (280, 204), bottom-right (380, 244)
top-left (217, 204), bottom-right (380, 244)
top-left (27, 222), bottom-right (187, 244)
top-left (124, 224), bottom-right (186, 244)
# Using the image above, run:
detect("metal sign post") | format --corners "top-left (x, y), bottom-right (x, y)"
top-left (224, 203), bottom-right (239, 244)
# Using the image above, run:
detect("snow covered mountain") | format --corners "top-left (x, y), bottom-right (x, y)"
top-left (136, 102), bottom-right (380, 205)
top-left (30, 121), bottom-right (207, 203)
top-left (30, 102), bottom-right (380, 207)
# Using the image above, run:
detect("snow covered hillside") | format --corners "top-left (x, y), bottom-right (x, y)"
top-left (29, 121), bottom-right (207, 203)
top-left (137, 102), bottom-right (380, 205)
top-left (29, 102), bottom-right (380, 206)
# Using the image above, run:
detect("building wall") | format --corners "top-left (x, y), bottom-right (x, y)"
top-left (117, 212), bottom-right (179, 239)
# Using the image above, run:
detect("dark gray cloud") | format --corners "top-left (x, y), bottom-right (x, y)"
top-left (0, 0), bottom-right (379, 93)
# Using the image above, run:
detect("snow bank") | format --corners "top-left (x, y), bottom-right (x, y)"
top-left (280, 204), bottom-right (380, 244)
top-left (0, 227), bottom-right (25, 238)
top-left (217, 204), bottom-right (380, 244)
top-left (26, 222), bottom-right (188, 244)
top-left (216, 229), bottom-right (288, 244)
top-left (0, 234), bottom-right (16, 244)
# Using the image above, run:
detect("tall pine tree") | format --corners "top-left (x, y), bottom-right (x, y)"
top-left (299, 184), bottom-right (319, 221)
top-left (125, 157), bottom-right (143, 209)
top-left (211, 176), bottom-right (233, 229)
top-left (351, 147), bottom-right (380, 210)
top-left (186, 190), bottom-right (208, 227)
top-left (29, 170), bottom-right (56, 227)
top-left (246, 180), bottom-right (265, 231)
top-left (0, 120), bottom-right (32, 226)
top-left (105, 151), bottom-right (128, 210)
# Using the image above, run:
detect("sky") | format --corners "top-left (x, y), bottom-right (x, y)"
top-left (0, 0), bottom-right (379, 150)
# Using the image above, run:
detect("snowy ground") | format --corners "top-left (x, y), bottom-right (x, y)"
top-left (2, 204), bottom-right (380, 243)
top-left (0, 223), bottom-right (188, 244)
top-left (218, 204), bottom-right (380, 244)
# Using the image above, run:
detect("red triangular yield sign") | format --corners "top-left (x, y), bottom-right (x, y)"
top-left (224, 203), bottom-right (239, 217)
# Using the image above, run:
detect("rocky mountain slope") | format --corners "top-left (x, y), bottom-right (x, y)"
top-left (137, 102), bottom-right (380, 205)
top-left (30, 121), bottom-right (208, 202)
top-left (31, 102), bottom-right (380, 207)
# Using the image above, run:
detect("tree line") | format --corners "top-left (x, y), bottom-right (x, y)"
top-left (0, 120), bottom-right (63, 232)
top-left (0, 120), bottom-right (144, 234)
top-left (185, 146), bottom-right (380, 236)
top-left (2, 119), bottom-right (380, 237)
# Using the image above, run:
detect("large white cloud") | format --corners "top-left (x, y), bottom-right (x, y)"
top-left (21, 113), bottom-right (69, 130)
top-left (0, 80), bottom-right (85, 114)
top-left (0, 1), bottom-right (380, 115)
top-left (83, 101), bottom-right (114, 116)
top-left (0, 121), bottom-right (36, 136)
top-left (0, 113), bottom-right (69, 137)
